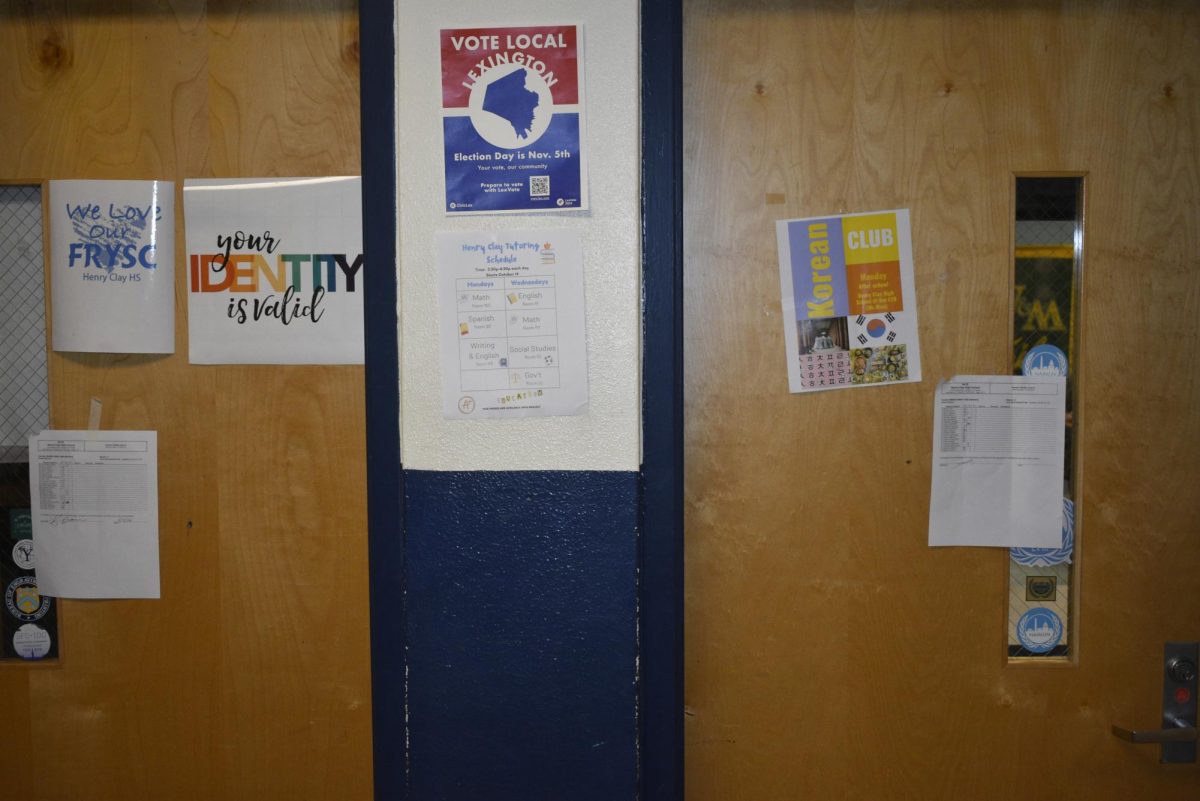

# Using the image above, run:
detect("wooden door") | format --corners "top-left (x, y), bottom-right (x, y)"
top-left (0, 4), bottom-right (371, 799)
top-left (684, 1), bottom-right (1199, 798)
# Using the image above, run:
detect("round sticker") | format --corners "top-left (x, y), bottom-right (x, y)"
top-left (12, 624), bottom-right (51, 660)
top-left (458, 396), bottom-right (476, 414)
top-left (1022, 344), bottom-right (1068, 377)
top-left (1012, 498), bottom-right (1074, 567)
top-left (11, 539), bottom-right (35, 570)
top-left (4, 576), bottom-right (51, 622)
top-left (1017, 608), bottom-right (1064, 653)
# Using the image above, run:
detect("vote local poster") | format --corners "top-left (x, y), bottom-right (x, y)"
top-left (184, 177), bottom-right (364, 365)
top-left (50, 180), bottom-right (175, 354)
top-left (776, 209), bottom-right (922, 393)
top-left (440, 25), bottom-right (587, 214)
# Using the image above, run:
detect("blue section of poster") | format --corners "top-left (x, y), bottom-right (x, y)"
top-left (788, 217), bottom-right (849, 319)
top-left (443, 114), bottom-right (583, 213)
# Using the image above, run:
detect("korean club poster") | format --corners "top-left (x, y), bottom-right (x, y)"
top-left (776, 209), bottom-right (922, 393)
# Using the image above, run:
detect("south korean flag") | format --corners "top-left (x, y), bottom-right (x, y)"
top-left (851, 311), bottom-right (914, 347)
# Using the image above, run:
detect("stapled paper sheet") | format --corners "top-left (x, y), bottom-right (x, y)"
top-left (929, 376), bottom-right (1065, 548)
top-left (28, 430), bottom-right (160, 598)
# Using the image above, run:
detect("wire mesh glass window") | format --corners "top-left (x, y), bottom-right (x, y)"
top-left (1, 184), bottom-right (59, 661)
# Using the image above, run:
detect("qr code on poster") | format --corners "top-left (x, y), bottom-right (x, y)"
top-left (529, 176), bottom-right (550, 197)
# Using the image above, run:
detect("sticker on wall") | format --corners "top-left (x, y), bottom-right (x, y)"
top-left (4, 576), bottom-right (50, 622)
top-left (12, 624), bottom-right (51, 660)
top-left (1025, 575), bottom-right (1057, 602)
top-left (9, 509), bottom-right (31, 541)
top-left (1022, 344), bottom-right (1068, 377)
top-left (440, 25), bottom-right (587, 214)
top-left (2, 509), bottom-right (59, 662)
top-left (184, 177), bottom-right (364, 364)
top-left (1011, 498), bottom-right (1074, 567)
top-left (11, 539), bottom-right (34, 571)
top-left (436, 228), bottom-right (587, 418)
top-left (1016, 607), bottom-right (1063, 654)
top-left (776, 209), bottom-right (922, 393)
top-left (49, 180), bottom-right (175, 354)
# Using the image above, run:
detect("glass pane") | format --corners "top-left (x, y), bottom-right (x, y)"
top-left (1, 184), bottom-right (60, 662)
top-left (1007, 176), bottom-right (1081, 661)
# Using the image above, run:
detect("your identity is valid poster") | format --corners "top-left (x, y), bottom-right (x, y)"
top-left (440, 25), bottom-right (587, 214)
top-left (184, 177), bottom-right (364, 365)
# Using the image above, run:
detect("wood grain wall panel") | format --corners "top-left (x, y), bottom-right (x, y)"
top-left (0, 670), bottom-right (33, 789)
top-left (0, 3), bottom-right (370, 799)
top-left (206, 2), bottom-right (361, 176)
top-left (685, 1), bottom-right (1199, 799)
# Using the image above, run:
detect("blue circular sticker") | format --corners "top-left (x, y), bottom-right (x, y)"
top-left (1012, 498), bottom-right (1074, 567)
top-left (4, 576), bottom-right (51, 623)
top-left (1022, 344), bottom-right (1068, 377)
top-left (1017, 608), bottom-right (1063, 653)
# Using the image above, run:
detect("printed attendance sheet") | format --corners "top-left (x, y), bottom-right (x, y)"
top-left (928, 376), bottom-right (1065, 549)
top-left (28, 430), bottom-right (160, 598)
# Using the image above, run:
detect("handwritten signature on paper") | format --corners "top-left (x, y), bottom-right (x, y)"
top-left (42, 514), bottom-right (133, 527)
top-left (43, 514), bottom-right (89, 527)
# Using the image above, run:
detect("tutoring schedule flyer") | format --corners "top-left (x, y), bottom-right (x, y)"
top-left (437, 228), bottom-right (588, 419)
top-left (440, 25), bottom-right (587, 214)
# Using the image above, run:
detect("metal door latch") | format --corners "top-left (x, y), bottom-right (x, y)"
top-left (1112, 642), bottom-right (1199, 764)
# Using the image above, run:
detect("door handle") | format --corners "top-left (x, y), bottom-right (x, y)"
top-left (1112, 719), bottom-right (1198, 744)
top-left (1111, 642), bottom-right (1198, 763)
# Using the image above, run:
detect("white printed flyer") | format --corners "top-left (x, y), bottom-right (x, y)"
top-left (50, 180), bottom-right (175, 354)
top-left (184, 177), bottom-right (364, 365)
top-left (776, 209), bottom-right (922, 393)
top-left (437, 228), bottom-right (588, 418)
top-left (929, 375), bottom-right (1066, 549)
top-left (29, 429), bottom-right (161, 599)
